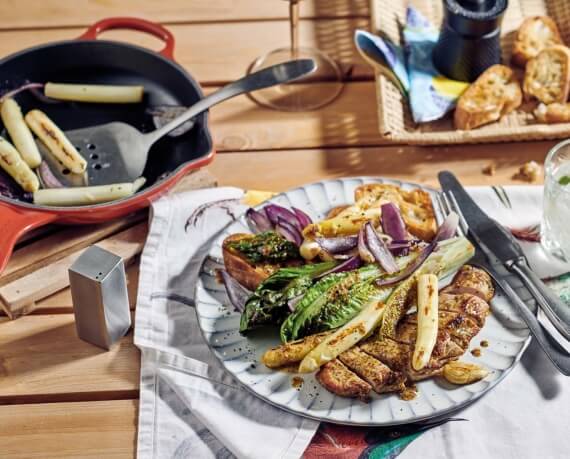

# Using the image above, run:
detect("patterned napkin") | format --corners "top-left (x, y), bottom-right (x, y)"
top-left (134, 185), bottom-right (569, 459)
top-left (355, 7), bottom-right (469, 123)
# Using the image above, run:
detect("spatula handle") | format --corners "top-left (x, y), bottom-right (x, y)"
top-left (144, 59), bottom-right (316, 146)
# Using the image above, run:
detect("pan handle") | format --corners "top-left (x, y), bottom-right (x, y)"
top-left (0, 203), bottom-right (57, 276)
top-left (77, 17), bottom-right (175, 60)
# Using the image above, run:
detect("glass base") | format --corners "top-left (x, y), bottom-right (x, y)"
top-left (247, 47), bottom-right (344, 111)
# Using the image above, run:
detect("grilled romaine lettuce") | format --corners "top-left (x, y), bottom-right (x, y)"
top-left (280, 265), bottom-right (391, 342)
top-left (239, 261), bottom-right (335, 333)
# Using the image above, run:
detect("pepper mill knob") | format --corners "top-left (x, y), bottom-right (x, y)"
top-left (433, 0), bottom-right (508, 82)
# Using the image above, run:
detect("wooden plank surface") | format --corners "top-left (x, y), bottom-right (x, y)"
top-left (0, 168), bottom-right (215, 318)
top-left (0, 0), bottom-right (370, 30)
top-left (1, 213), bottom-right (145, 287)
top-left (0, 1), bottom-right (554, 457)
top-left (0, 314), bottom-right (139, 404)
top-left (209, 82), bottom-right (381, 151)
top-left (0, 400), bottom-right (137, 458)
top-left (209, 142), bottom-right (551, 191)
top-left (0, 18), bottom-right (371, 85)
top-left (0, 223), bottom-right (148, 318)
top-left (31, 263), bottom-right (140, 314)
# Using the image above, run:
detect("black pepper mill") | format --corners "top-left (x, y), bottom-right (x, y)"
top-left (433, 0), bottom-right (508, 82)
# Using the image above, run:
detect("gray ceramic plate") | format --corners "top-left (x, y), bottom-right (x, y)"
top-left (194, 177), bottom-right (531, 426)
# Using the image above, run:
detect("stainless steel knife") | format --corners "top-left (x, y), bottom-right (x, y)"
top-left (438, 171), bottom-right (570, 341)
top-left (467, 243), bottom-right (570, 375)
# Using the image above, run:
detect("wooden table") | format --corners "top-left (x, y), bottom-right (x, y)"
top-left (0, 1), bottom-right (551, 457)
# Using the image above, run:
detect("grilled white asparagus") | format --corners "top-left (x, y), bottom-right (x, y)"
top-left (303, 207), bottom-right (383, 238)
top-left (33, 178), bottom-right (145, 206)
top-left (0, 98), bottom-right (41, 168)
top-left (44, 83), bottom-right (144, 104)
top-left (298, 299), bottom-right (386, 373)
top-left (412, 274), bottom-right (439, 371)
top-left (298, 237), bottom-right (475, 373)
top-left (25, 109), bottom-right (87, 174)
top-left (0, 136), bottom-right (39, 192)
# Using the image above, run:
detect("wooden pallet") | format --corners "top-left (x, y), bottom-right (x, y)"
top-left (0, 169), bottom-right (217, 319)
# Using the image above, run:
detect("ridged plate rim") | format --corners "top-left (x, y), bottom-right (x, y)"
top-left (194, 177), bottom-right (532, 426)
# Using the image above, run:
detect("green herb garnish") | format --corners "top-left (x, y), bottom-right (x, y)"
top-left (558, 175), bottom-right (570, 186)
top-left (227, 231), bottom-right (299, 264)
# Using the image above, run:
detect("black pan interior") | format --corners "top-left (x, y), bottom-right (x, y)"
top-left (0, 40), bottom-right (213, 188)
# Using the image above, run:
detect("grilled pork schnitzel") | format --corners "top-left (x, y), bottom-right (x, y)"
top-left (261, 265), bottom-right (493, 401)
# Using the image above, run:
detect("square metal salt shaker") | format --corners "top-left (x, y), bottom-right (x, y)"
top-left (69, 246), bottom-right (131, 350)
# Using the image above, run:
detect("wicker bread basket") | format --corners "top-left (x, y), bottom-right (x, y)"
top-left (371, 0), bottom-right (570, 144)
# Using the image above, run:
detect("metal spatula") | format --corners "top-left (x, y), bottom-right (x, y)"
top-left (41, 59), bottom-right (316, 187)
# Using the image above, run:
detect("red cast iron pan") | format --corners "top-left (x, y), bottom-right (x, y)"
top-left (0, 17), bottom-right (215, 274)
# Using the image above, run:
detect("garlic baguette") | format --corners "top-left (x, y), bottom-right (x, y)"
top-left (412, 274), bottom-right (439, 371)
top-left (1, 98), bottom-right (42, 168)
top-left (33, 179), bottom-right (145, 207)
top-left (0, 136), bottom-right (39, 192)
top-left (45, 83), bottom-right (144, 104)
top-left (25, 109), bottom-right (87, 174)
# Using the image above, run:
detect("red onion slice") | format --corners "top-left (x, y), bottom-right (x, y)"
top-left (220, 270), bottom-right (251, 312)
top-left (317, 255), bottom-right (362, 278)
top-left (381, 203), bottom-right (407, 240)
top-left (333, 248), bottom-right (359, 260)
top-left (375, 242), bottom-right (435, 287)
top-left (29, 86), bottom-right (61, 104)
top-left (381, 203), bottom-right (409, 255)
top-left (435, 212), bottom-right (459, 241)
top-left (276, 218), bottom-right (303, 245)
top-left (264, 204), bottom-right (299, 228)
top-left (246, 208), bottom-right (273, 233)
top-left (316, 235), bottom-right (358, 254)
top-left (364, 222), bottom-right (399, 273)
top-left (288, 295), bottom-right (303, 312)
top-left (0, 82), bottom-right (44, 103)
top-left (358, 226), bottom-right (375, 263)
top-left (374, 211), bottom-right (460, 287)
top-left (38, 161), bottom-right (64, 189)
top-left (292, 207), bottom-right (313, 229)
top-left (388, 240), bottom-right (412, 250)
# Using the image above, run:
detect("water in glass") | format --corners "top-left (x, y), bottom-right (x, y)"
top-left (542, 140), bottom-right (570, 261)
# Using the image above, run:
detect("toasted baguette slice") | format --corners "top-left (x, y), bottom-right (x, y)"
top-left (454, 65), bottom-right (522, 130)
top-left (354, 184), bottom-right (437, 241)
top-left (524, 45), bottom-right (570, 104)
top-left (222, 234), bottom-right (278, 290)
top-left (535, 102), bottom-right (570, 123)
top-left (512, 16), bottom-right (563, 67)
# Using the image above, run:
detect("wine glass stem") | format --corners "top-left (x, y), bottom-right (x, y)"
top-left (289, 0), bottom-right (300, 58)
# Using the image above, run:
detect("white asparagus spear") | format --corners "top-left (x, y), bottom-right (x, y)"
top-left (44, 83), bottom-right (144, 104)
top-left (0, 98), bottom-right (42, 168)
top-left (33, 178), bottom-right (146, 207)
top-left (298, 300), bottom-right (386, 373)
top-left (24, 109), bottom-right (87, 174)
top-left (412, 274), bottom-right (439, 371)
top-left (0, 136), bottom-right (39, 192)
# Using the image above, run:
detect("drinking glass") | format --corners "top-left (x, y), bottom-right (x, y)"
top-left (542, 139), bottom-right (570, 261)
top-left (247, 0), bottom-right (344, 111)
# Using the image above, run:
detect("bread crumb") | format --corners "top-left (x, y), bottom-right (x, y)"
top-left (482, 164), bottom-right (496, 176)
top-left (513, 161), bottom-right (541, 182)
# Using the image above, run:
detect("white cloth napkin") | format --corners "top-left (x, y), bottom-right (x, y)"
top-left (134, 185), bottom-right (569, 459)
top-left (135, 188), bottom-right (318, 459)
top-left (402, 185), bottom-right (570, 459)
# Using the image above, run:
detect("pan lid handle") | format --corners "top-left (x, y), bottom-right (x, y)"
top-left (77, 17), bottom-right (175, 61)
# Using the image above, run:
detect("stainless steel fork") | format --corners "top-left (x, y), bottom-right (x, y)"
top-left (436, 190), bottom-right (570, 376)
